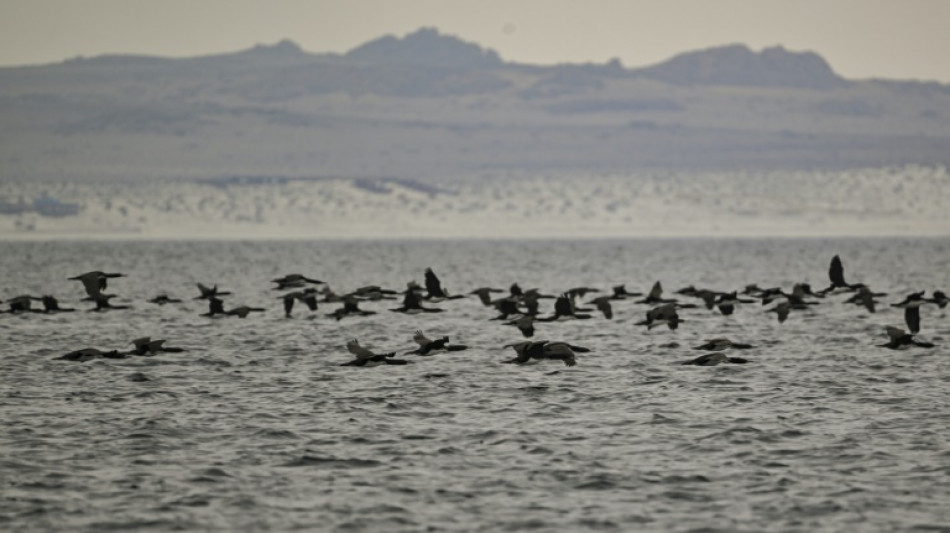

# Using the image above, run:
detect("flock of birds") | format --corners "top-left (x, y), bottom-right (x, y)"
top-left (3, 255), bottom-right (946, 367)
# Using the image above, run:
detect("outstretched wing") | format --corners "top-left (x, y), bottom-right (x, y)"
top-left (196, 283), bottom-right (213, 298)
top-left (884, 325), bottom-right (905, 340)
top-left (542, 342), bottom-right (577, 367)
top-left (130, 337), bottom-right (151, 350)
top-left (346, 339), bottom-right (375, 359)
top-left (904, 306), bottom-right (921, 334)
top-left (554, 294), bottom-right (572, 316)
top-left (80, 276), bottom-right (102, 297)
top-left (413, 330), bottom-right (432, 347)
top-left (424, 268), bottom-right (447, 298)
top-left (829, 255), bottom-right (846, 287)
top-left (648, 281), bottom-right (663, 300)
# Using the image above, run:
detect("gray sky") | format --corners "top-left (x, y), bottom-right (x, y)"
top-left (2, 0), bottom-right (949, 82)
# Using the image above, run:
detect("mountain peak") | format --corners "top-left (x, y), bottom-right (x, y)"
top-left (345, 27), bottom-right (503, 68)
top-left (242, 39), bottom-right (307, 57)
top-left (636, 43), bottom-right (846, 89)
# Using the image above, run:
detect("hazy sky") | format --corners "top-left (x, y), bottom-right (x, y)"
top-left (2, 0), bottom-right (949, 82)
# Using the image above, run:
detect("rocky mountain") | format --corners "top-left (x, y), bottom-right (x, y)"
top-left (633, 44), bottom-right (848, 89)
top-left (1, 28), bottom-right (948, 182)
top-left (345, 27), bottom-right (503, 68)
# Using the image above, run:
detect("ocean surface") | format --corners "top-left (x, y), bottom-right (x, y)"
top-left (2, 238), bottom-right (949, 532)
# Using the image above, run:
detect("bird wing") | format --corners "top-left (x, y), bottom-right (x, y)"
top-left (346, 339), bottom-right (375, 359)
top-left (424, 268), bottom-right (446, 297)
top-left (775, 302), bottom-right (790, 323)
top-left (196, 283), bottom-right (213, 297)
top-left (131, 337), bottom-right (151, 350)
top-left (651, 303), bottom-right (677, 320)
top-left (904, 306), bottom-right (921, 334)
top-left (885, 326), bottom-right (906, 340)
top-left (554, 295), bottom-right (572, 316)
top-left (829, 255), bottom-right (846, 286)
top-left (542, 342), bottom-right (577, 366)
top-left (302, 295), bottom-right (318, 311)
top-left (595, 298), bottom-right (613, 319)
top-left (471, 288), bottom-right (491, 306)
top-left (78, 276), bottom-right (101, 297)
top-left (648, 281), bottom-right (663, 300)
top-left (402, 290), bottom-right (423, 309)
top-left (413, 330), bottom-right (432, 346)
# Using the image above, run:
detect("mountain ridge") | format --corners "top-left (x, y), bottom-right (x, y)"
top-left (1, 27), bottom-right (948, 181)
top-left (18, 27), bottom-right (933, 88)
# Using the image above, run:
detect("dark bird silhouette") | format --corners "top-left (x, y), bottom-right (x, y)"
top-left (878, 326), bottom-right (935, 350)
top-left (819, 255), bottom-right (863, 294)
top-left (424, 268), bottom-right (464, 301)
top-left (6, 295), bottom-right (42, 313)
top-left (520, 291), bottom-right (542, 316)
top-left (715, 291), bottom-right (755, 315)
top-left (406, 330), bottom-right (468, 356)
top-left (147, 294), bottom-right (182, 305)
top-left (195, 283), bottom-right (231, 300)
top-left (681, 353), bottom-right (750, 366)
top-left (891, 292), bottom-right (930, 334)
top-left (226, 305), bottom-right (266, 318)
top-left (929, 290), bottom-right (948, 309)
top-left (57, 347), bottom-right (126, 362)
top-left (340, 339), bottom-right (408, 366)
top-left (201, 296), bottom-right (226, 317)
top-left (281, 288), bottom-right (319, 317)
top-left (68, 271), bottom-right (125, 297)
top-left (272, 274), bottom-right (324, 291)
top-left (694, 289), bottom-right (724, 310)
top-left (692, 338), bottom-right (754, 351)
top-left (129, 337), bottom-right (185, 356)
top-left (502, 340), bottom-right (589, 367)
top-left (347, 285), bottom-right (399, 300)
top-left (587, 295), bottom-right (614, 319)
top-left (538, 293), bottom-right (592, 321)
top-left (328, 297), bottom-right (377, 321)
top-left (637, 281), bottom-right (677, 305)
top-left (756, 286), bottom-right (790, 306)
top-left (469, 287), bottom-right (504, 306)
top-left (786, 283), bottom-right (822, 306)
top-left (767, 300), bottom-right (791, 323)
top-left (904, 305), bottom-right (922, 335)
top-left (566, 286), bottom-right (600, 300)
top-left (891, 291), bottom-right (927, 309)
top-left (41, 295), bottom-right (74, 313)
top-left (636, 303), bottom-right (683, 330)
top-left (845, 286), bottom-right (879, 313)
top-left (504, 314), bottom-right (535, 337)
top-left (491, 297), bottom-right (523, 320)
top-left (391, 289), bottom-right (444, 314)
top-left (610, 284), bottom-right (643, 300)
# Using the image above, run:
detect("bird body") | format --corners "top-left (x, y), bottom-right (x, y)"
top-left (681, 353), bottom-right (750, 366)
top-left (340, 339), bottom-right (407, 366)
top-left (69, 271), bottom-right (125, 297)
top-left (503, 340), bottom-right (589, 367)
top-left (692, 338), bottom-right (754, 351)
top-left (407, 330), bottom-right (468, 356)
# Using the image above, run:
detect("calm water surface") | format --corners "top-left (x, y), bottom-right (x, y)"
top-left (2, 238), bottom-right (950, 532)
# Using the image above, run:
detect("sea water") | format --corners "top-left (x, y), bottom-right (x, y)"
top-left (1, 238), bottom-right (949, 532)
